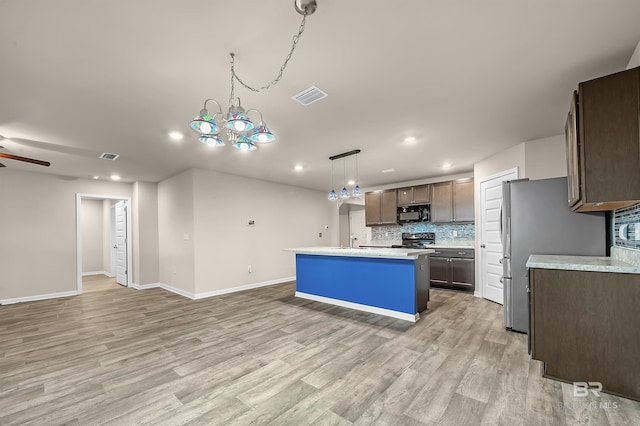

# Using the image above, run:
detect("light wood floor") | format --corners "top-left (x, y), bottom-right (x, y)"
top-left (82, 274), bottom-right (123, 293)
top-left (1, 283), bottom-right (639, 425)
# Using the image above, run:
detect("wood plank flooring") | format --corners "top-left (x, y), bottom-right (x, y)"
top-left (1, 282), bottom-right (639, 425)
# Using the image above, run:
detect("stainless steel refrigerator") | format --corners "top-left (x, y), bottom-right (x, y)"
top-left (501, 177), bottom-right (606, 333)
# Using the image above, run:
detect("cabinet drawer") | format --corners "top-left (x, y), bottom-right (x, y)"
top-left (430, 248), bottom-right (474, 258)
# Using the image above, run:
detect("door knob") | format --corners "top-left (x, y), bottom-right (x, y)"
top-left (114, 245), bottom-right (117, 249)
top-left (480, 244), bottom-right (486, 248)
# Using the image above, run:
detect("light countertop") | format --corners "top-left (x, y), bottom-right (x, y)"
top-left (286, 247), bottom-right (435, 259)
top-left (527, 254), bottom-right (640, 274)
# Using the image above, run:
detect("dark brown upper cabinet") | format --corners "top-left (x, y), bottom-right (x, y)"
top-left (365, 190), bottom-right (398, 226)
top-left (431, 179), bottom-right (474, 223)
top-left (568, 66), bottom-right (640, 211)
top-left (397, 184), bottom-right (430, 206)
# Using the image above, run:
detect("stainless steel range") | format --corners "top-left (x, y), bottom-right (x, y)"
top-left (392, 232), bottom-right (435, 249)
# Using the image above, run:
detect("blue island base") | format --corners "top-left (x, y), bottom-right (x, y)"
top-left (294, 253), bottom-right (429, 322)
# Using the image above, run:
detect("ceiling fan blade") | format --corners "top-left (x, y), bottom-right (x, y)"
top-left (0, 152), bottom-right (50, 167)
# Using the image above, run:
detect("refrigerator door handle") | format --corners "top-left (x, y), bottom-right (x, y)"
top-left (499, 200), bottom-right (503, 246)
top-left (503, 276), bottom-right (512, 329)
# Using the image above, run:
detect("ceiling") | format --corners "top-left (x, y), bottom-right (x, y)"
top-left (2, 0), bottom-right (640, 192)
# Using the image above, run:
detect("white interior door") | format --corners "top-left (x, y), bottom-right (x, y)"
top-left (349, 209), bottom-right (369, 247)
top-left (480, 168), bottom-right (517, 304)
top-left (114, 201), bottom-right (128, 286)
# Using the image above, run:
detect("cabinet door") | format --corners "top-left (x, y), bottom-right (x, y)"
top-left (578, 67), bottom-right (640, 210)
top-left (565, 91), bottom-right (581, 208)
top-left (453, 179), bottom-right (474, 222)
top-left (451, 258), bottom-right (475, 290)
top-left (429, 257), bottom-right (450, 286)
top-left (413, 184), bottom-right (430, 203)
top-left (380, 190), bottom-right (398, 224)
top-left (365, 192), bottom-right (381, 226)
top-left (431, 182), bottom-right (453, 222)
top-left (397, 187), bottom-right (413, 206)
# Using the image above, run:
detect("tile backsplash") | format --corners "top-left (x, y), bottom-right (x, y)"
top-left (371, 223), bottom-right (475, 243)
top-left (614, 202), bottom-right (640, 250)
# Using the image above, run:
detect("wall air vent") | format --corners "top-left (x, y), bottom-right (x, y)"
top-left (292, 85), bottom-right (328, 106)
top-left (99, 152), bottom-right (120, 161)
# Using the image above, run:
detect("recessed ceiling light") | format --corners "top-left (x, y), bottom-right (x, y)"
top-left (403, 136), bottom-right (416, 143)
top-left (169, 131), bottom-right (184, 141)
top-left (382, 168), bottom-right (395, 173)
top-left (442, 163), bottom-right (453, 169)
top-left (110, 175), bottom-right (121, 181)
top-left (294, 164), bottom-right (304, 171)
top-left (347, 180), bottom-right (355, 185)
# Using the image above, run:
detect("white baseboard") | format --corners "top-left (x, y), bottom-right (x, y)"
top-left (158, 283), bottom-right (196, 299)
top-left (132, 277), bottom-right (295, 301)
top-left (193, 276), bottom-right (295, 300)
top-left (474, 291), bottom-right (482, 298)
top-left (82, 271), bottom-right (110, 277)
top-left (0, 290), bottom-right (79, 305)
top-left (131, 282), bottom-right (162, 290)
top-left (295, 291), bottom-right (420, 322)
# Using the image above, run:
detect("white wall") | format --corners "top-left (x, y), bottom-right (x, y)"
top-left (81, 199), bottom-right (104, 272)
top-left (133, 181), bottom-right (159, 285)
top-left (157, 170), bottom-right (196, 294)
top-left (0, 169), bottom-right (132, 301)
top-left (524, 135), bottom-right (567, 180)
top-left (473, 135), bottom-right (567, 297)
top-left (191, 168), bottom-right (338, 295)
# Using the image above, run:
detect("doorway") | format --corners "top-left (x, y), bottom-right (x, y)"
top-left (76, 194), bottom-right (132, 294)
top-left (478, 168), bottom-right (518, 304)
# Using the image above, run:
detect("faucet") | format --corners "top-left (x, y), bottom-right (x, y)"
top-left (349, 234), bottom-right (358, 248)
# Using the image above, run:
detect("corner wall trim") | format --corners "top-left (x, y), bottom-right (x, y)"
top-left (295, 291), bottom-right (420, 322)
top-left (0, 290), bottom-right (79, 305)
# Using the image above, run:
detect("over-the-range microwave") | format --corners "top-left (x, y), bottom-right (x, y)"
top-left (397, 205), bottom-right (430, 223)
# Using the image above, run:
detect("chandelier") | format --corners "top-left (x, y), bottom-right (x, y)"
top-left (189, 0), bottom-right (318, 151)
top-left (328, 149), bottom-right (362, 201)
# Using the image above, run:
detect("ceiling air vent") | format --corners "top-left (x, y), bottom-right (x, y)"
top-left (292, 85), bottom-right (328, 106)
top-left (99, 152), bottom-right (120, 161)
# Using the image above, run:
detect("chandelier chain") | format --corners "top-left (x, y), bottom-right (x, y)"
top-left (230, 13), bottom-right (308, 94)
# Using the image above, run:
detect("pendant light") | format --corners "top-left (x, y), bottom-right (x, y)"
top-left (352, 152), bottom-right (362, 198)
top-left (340, 158), bottom-right (349, 199)
top-left (328, 149), bottom-right (361, 201)
top-left (328, 160), bottom-right (338, 200)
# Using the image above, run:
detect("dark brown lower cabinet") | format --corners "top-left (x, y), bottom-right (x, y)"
top-left (530, 268), bottom-right (640, 401)
top-left (429, 249), bottom-right (475, 292)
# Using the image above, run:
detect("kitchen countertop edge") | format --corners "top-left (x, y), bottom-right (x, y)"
top-left (286, 247), bottom-right (435, 259)
top-left (526, 254), bottom-right (640, 274)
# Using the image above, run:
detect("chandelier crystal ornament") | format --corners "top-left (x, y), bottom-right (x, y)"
top-left (189, 0), bottom-right (317, 150)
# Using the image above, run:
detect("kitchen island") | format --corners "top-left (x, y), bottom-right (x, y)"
top-left (287, 247), bottom-right (433, 322)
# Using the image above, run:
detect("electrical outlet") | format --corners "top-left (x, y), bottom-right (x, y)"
top-left (319, 232), bottom-right (322, 237)
top-left (453, 230), bottom-right (458, 237)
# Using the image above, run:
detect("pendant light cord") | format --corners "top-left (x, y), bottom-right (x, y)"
top-left (230, 13), bottom-right (309, 95)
